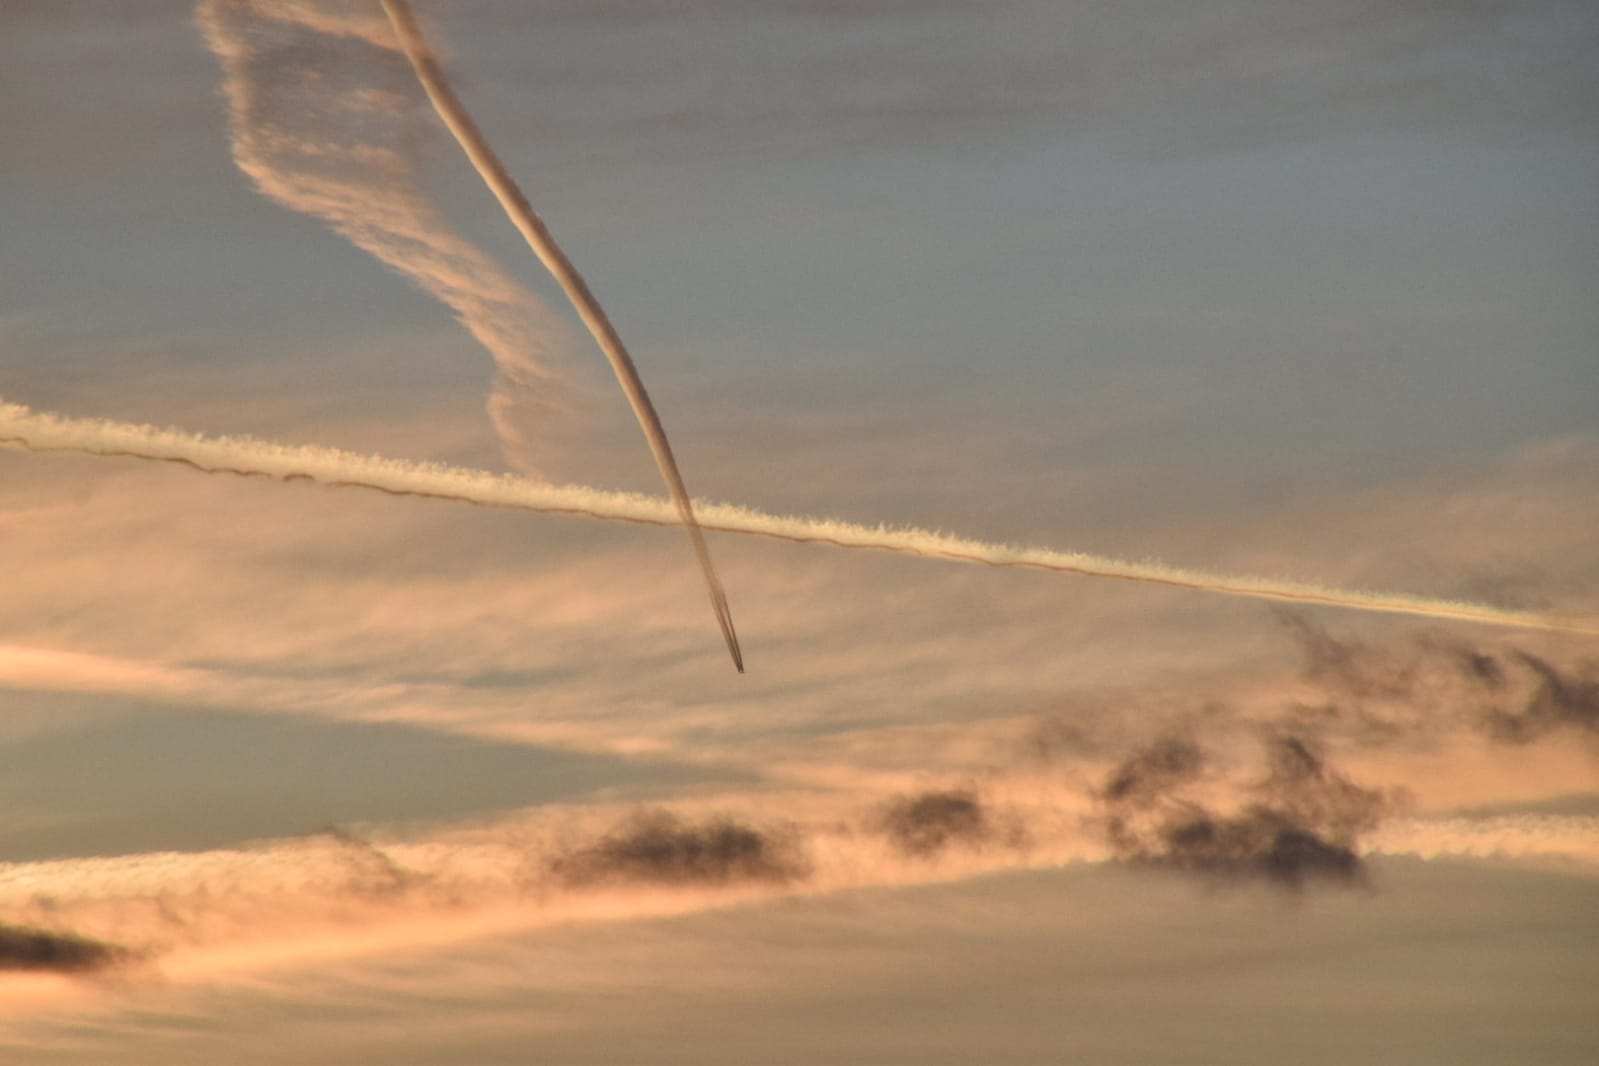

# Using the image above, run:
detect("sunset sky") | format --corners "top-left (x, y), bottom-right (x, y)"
top-left (2, 2), bottom-right (1597, 1062)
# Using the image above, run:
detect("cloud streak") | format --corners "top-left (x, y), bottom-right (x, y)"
top-left (378, 0), bottom-right (742, 672)
top-left (0, 777), bottom-right (1589, 1003)
top-left (2, 615), bottom-right (1595, 1004)
top-left (195, 0), bottom-right (582, 477)
top-left (3, 400), bottom-right (1592, 638)
top-left (0, 925), bottom-right (129, 976)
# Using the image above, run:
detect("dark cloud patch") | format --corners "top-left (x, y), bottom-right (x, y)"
top-left (1412, 642), bottom-right (1599, 745)
top-left (0, 923), bottom-right (128, 974)
top-left (551, 810), bottom-right (808, 888)
top-left (1253, 734), bottom-right (1394, 844)
top-left (1481, 652), bottom-right (1599, 744)
top-left (1276, 612), bottom-right (1599, 749)
top-left (1097, 732), bottom-right (1400, 891)
top-left (1456, 649), bottom-right (1507, 689)
top-left (1036, 617), bottom-right (1594, 891)
top-left (1151, 809), bottom-right (1366, 889)
top-left (1275, 610), bottom-right (1417, 701)
top-left (1100, 737), bottom-right (1205, 807)
top-left (877, 789), bottom-right (989, 857)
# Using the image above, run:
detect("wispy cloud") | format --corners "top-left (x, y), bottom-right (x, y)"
top-left (1274, 610), bottom-right (1599, 747)
top-left (195, 0), bottom-right (591, 479)
top-left (0, 762), bottom-right (1589, 1007)
top-left (6, 401), bottom-right (1586, 636)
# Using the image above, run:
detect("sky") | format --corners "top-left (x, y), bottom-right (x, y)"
top-left (1, 0), bottom-right (1597, 1061)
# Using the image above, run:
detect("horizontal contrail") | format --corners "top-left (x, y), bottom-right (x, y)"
top-left (2, 401), bottom-right (1594, 637)
top-left (379, 0), bottom-right (742, 673)
top-left (1, 804), bottom-right (1592, 999)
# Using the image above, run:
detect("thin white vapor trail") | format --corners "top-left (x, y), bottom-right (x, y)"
top-left (3, 402), bottom-right (1593, 637)
top-left (1371, 814), bottom-right (1599, 863)
top-left (377, 0), bottom-right (742, 672)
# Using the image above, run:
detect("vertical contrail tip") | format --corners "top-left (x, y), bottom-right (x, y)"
top-left (378, 0), bottom-right (743, 672)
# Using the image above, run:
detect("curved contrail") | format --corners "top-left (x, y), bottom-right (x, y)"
top-left (4, 402), bottom-right (1594, 638)
top-left (377, 0), bottom-right (742, 672)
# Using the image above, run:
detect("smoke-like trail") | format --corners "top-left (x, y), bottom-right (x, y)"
top-left (0, 801), bottom-right (1591, 1005)
top-left (194, 0), bottom-right (579, 477)
top-left (377, 0), bottom-right (742, 673)
top-left (4, 402), bottom-right (1594, 637)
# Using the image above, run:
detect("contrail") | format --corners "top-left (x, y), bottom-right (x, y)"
top-left (0, 801), bottom-right (1592, 996)
top-left (195, 0), bottom-right (587, 478)
top-left (4, 402), bottom-right (1594, 637)
top-left (377, 0), bottom-right (743, 673)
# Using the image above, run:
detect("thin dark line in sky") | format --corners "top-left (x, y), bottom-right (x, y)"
top-left (381, 0), bottom-right (743, 672)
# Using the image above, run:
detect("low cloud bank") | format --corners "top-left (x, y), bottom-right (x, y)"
top-left (1, 616), bottom-right (1592, 990)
